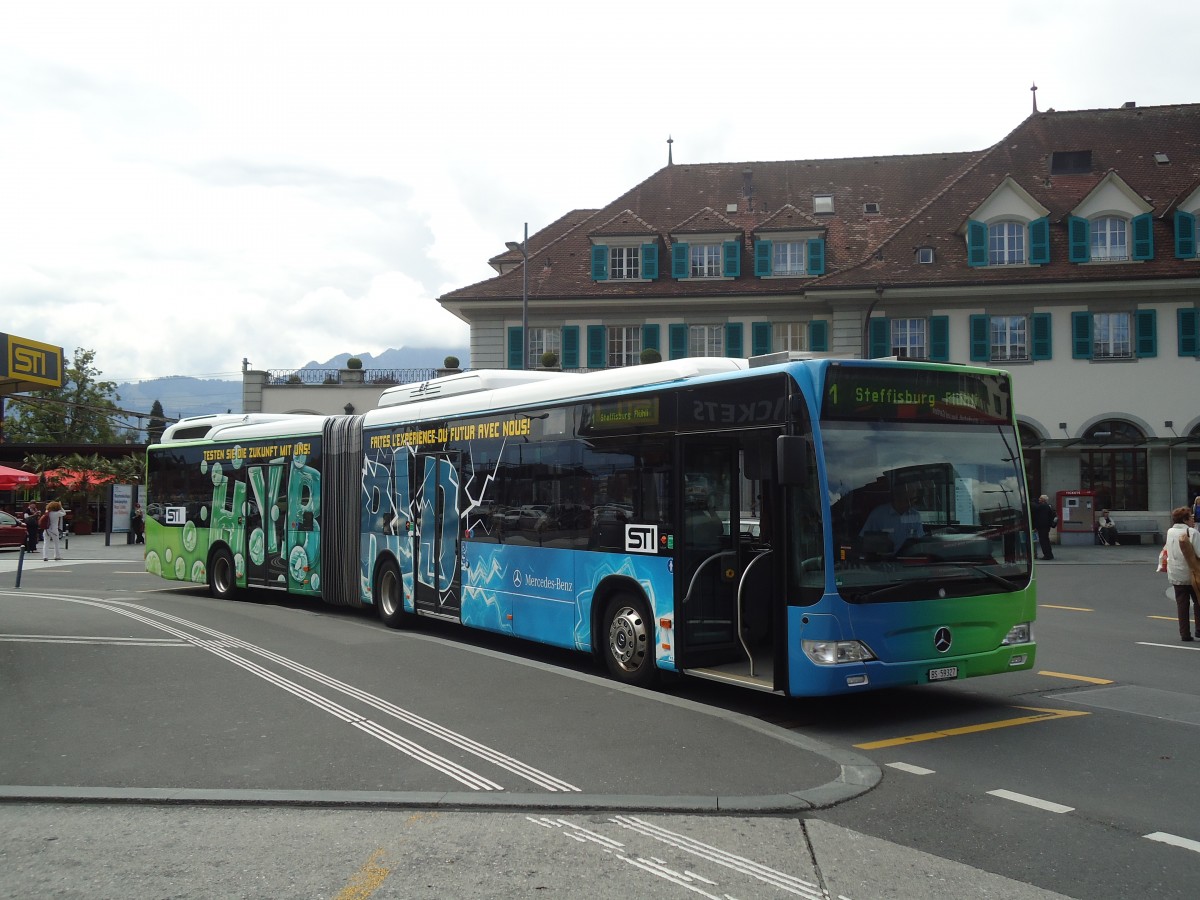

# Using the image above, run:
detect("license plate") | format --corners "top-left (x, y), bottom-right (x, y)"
top-left (928, 666), bottom-right (959, 682)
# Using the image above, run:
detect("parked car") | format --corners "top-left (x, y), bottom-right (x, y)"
top-left (0, 510), bottom-right (28, 549)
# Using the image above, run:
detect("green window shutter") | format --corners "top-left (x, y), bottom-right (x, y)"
top-left (586, 325), bottom-right (606, 368)
top-left (668, 324), bottom-right (688, 360)
top-left (1068, 216), bottom-right (1090, 263)
top-left (1031, 313), bottom-right (1052, 360)
top-left (1029, 217), bottom-right (1050, 264)
top-left (868, 318), bottom-right (890, 359)
top-left (641, 324), bottom-right (660, 352)
top-left (507, 326), bottom-right (524, 369)
top-left (754, 239), bottom-right (772, 276)
top-left (929, 316), bottom-right (950, 362)
top-left (1175, 210), bottom-right (1197, 259)
top-left (590, 245), bottom-right (608, 281)
top-left (561, 326), bottom-right (580, 369)
top-left (751, 321), bottom-right (772, 356)
top-left (1071, 312), bottom-right (1093, 359)
top-left (1135, 309), bottom-right (1157, 358)
top-left (641, 243), bottom-right (659, 280)
top-left (671, 242), bottom-right (689, 279)
top-left (725, 323), bottom-right (743, 358)
top-left (969, 315), bottom-right (990, 362)
top-left (1178, 308), bottom-right (1200, 356)
top-left (806, 238), bottom-right (826, 275)
top-left (967, 220), bottom-right (987, 267)
top-left (722, 240), bottom-right (740, 277)
top-left (1132, 213), bottom-right (1154, 260)
top-left (808, 319), bottom-right (829, 352)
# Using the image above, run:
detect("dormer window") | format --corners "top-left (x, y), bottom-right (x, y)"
top-left (590, 240), bottom-right (660, 282)
top-left (1066, 172), bottom-right (1154, 264)
top-left (1091, 217), bottom-right (1129, 261)
top-left (989, 222), bottom-right (1026, 266)
top-left (690, 243), bottom-right (724, 278)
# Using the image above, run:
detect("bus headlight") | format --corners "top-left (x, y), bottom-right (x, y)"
top-left (1001, 622), bottom-right (1032, 645)
top-left (803, 639), bottom-right (876, 665)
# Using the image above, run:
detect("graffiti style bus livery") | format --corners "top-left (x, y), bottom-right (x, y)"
top-left (147, 357), bottom-right (1037, 697)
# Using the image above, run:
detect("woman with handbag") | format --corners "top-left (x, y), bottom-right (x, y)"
top-left (1163, 507), bottom-right (1200, 641)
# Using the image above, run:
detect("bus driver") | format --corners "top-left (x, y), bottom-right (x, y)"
top-left (860, 482), bottom-right (926, 553)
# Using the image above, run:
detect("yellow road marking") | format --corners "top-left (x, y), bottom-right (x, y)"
top-left (1038, 671), bottom-right (1113, 684)
top-left (1148, 615), bottom-right (1176, 622)
top-left (335, 848), bottom-right (391, 900)
top-left (854, 706), bottom-right (1089, 750)
top-left (1040, 604), bottom-right (1092, 611)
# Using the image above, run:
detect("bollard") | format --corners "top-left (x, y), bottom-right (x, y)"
top-left (15, 546), bottom-right (25, 588)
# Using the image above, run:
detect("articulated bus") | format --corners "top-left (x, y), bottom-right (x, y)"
top-left (145, 356), bottom-right (1036, 697)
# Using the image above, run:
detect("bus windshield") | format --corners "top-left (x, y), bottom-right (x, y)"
top-left (820, 420), bottom-right (1030, 603)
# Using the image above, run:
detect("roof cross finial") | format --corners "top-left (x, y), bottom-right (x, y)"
top-left (1031, 82), bottom-right (1038, 114)
top-left (667, 135), bottom-right (674, 166)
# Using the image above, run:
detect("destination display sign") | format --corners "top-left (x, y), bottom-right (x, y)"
top-left (822, 366), bottom-right (1010, 424)
top-left (587, 396), bottom-right (661, 430)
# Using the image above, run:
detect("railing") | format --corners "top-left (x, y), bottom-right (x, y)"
top-left (266, 368), bottom-right (440, 385)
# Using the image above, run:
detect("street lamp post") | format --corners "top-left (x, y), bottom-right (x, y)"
top-left (521, 222), bottom-right (529, 370)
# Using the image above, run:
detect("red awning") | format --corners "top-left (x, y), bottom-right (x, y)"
top-left (0, 464), bottom-right (39, 491)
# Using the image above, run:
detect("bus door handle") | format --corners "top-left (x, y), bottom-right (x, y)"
top-left (736, 550), bottom-right (773, 677)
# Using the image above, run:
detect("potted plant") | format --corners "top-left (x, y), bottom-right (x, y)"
top-left (640, 347), bottom-right (662, 364)
top-left (539, 350), bottom-right (560, 370)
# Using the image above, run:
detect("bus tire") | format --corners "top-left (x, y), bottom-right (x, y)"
top-left (208, 546), bottom-right (238, 601)
top-left (375, 559), bottom-right (413, 629)
top-left (602, 593), bottom-right (657, 687)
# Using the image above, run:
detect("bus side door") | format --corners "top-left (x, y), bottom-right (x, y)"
top-left (413, 452), bottom-right (462, 619)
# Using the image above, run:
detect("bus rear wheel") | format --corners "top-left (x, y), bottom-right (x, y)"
top-left (208, 546), bottom-right (237, 601)
top-left (376, 559), bottom-right (412, 629)
top-left (603, 593), bottom-right (656, 687)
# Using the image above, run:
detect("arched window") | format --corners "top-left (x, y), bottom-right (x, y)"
top-left (988, 222), bottom-right (1025, 265)
top-left (1080, 419), bottom-right (1147, 510)
top-left (1091, 217), bottom-right (1128, 261)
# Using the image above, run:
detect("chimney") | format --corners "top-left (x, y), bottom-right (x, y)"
top-left (742, 168), bottom-right (754, 199)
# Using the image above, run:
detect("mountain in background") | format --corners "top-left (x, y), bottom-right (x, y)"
top-left (115, 346), bottom-right (469, 422)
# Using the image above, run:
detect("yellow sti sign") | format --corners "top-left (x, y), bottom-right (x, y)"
top-left (0, 333), bottom-right (64, 394)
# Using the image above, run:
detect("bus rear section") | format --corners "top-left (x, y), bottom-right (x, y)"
top-left (786, 362), bottom-right (1036, 696)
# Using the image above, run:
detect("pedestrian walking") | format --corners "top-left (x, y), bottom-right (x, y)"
top-left (1162, 507), bottom-right (1200, 641)
top-left (1031, 494), bottom-right (1056, 560)
top-left (41, 500), bottom-right (65, 561)
top-left (132, 503), bottom-right (145, 544)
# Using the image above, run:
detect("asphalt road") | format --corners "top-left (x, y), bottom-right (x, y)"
top-left (2, 535), bottom-right (1195, 898)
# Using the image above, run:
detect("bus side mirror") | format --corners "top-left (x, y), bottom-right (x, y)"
top-left (776, 436), bottom-right (809, 486)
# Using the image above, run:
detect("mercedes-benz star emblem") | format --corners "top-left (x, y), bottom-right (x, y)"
top-left (933, 626), bottom-right (952, 653)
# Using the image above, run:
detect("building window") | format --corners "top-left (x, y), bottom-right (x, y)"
top-left (610, 246), bottom-right (640, 280)
top-left (773, 322), bottom-right (807, 352)
top-left (607, 325), bottom-right (641, 368)
top-left (687, 324), bottom-right (724, 357)
top-left (1091, 217), bottom-right (1128, 261)
top-left (527, 327), bottom-right (560, 369)
top-left (690, 243), bottom-right (723, 278)
top-left (990, 316), bottom-right (1028, 361)
top-left (773, 242), bottom-right (806, 275)
top-left (891, 318), bottom-right (926, 359)
top-left (1081, 421), bottom-right (1148, 510)
top-left (1093, 312), bottom-right (1132, 359)
top-left (988, 222), bottom-right (1026, 265)
top-left (916, 247), bottom-right (935, 264)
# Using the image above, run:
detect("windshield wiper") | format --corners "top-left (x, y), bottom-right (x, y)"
top-left (925, 561), bottom-right (1020, 592)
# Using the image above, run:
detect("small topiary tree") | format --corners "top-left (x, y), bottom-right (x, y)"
top-left (346, 356), bottom-right (363, 370)
top-left (540, 350), bottom-right (560, 368)
top-left (443, 355), bottom-right (460, 369)
top-left (640, 347), bottom-right (662, 364)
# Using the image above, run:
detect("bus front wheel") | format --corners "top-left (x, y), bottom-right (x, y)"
top-left (208, 547), bottom-right (237, 601)
top-left (602, 593), bottom-right (656, 687)
top-left (376, 559), bottom-right (413, 629)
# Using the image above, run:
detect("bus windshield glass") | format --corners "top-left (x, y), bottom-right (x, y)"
top-left (819, 418), bottom-right (1030, 603)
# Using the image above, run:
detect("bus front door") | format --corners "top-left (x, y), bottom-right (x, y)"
top-left (677, 435), bottom-right (778, 686)
top-left (412, 453), bottom-right (462, 620)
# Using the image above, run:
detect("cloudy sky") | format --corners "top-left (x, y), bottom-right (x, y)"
top-left (1, 1), bottom-right (1194, 385)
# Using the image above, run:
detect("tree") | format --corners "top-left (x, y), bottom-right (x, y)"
top-left (147, 400), bottom-right (167, 444)
top-left (3, 348), bottom-right (122, 444)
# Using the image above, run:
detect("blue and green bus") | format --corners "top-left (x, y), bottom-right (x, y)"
top-left (146, 355), bottom-right (1036, 697)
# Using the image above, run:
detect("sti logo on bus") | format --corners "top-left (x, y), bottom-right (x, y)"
top-left (165, 507), bottom-right (187, 525)
top-left (625, 524), bottom-right (658, 554)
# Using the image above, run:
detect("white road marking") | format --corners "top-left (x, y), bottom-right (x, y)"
top-left (886, 762), bottom-right (935, 775)
top-left (1145, 832), bottom-right (1200, 854)
top-left (986, 789), bottom-right (1074, 813)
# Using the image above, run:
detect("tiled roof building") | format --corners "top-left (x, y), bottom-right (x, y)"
top-left (440, 102), bottom-right (1200, 522)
